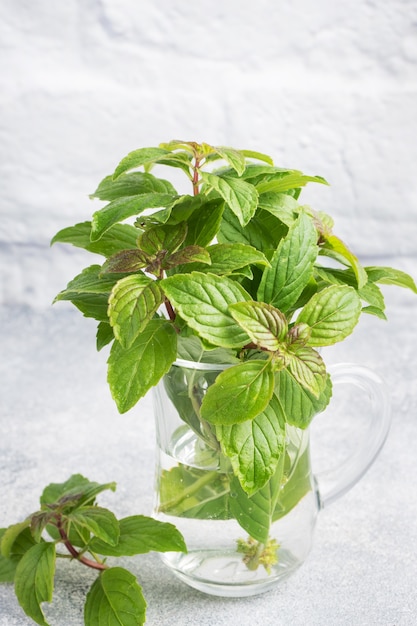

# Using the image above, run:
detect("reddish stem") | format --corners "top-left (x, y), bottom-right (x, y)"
top-left (192, 156), bottom-right (201, 196)
top-left (165, 298), bottom-right (176, 323)
top-left (57, 518), bottom-right (107, 571)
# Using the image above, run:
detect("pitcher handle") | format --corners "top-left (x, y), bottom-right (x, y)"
top-left (314, 363), bottom-right (391, 508)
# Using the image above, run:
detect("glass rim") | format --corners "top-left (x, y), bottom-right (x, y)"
top-left (173, 358), bottom-right (233, 371)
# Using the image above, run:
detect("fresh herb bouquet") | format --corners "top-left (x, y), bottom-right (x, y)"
top-left (52, 140), bottom-right (416, 580)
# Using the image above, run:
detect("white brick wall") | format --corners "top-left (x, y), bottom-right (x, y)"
top-left (1, 0), bottom-right (416, 307)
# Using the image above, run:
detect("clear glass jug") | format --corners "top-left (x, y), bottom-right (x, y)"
top-left (152, 360), bottom-right (390, 597)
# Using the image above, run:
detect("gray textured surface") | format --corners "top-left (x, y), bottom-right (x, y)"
top-left (1, 289), bottom-right (417, 625)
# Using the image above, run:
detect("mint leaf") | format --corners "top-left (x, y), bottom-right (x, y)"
top-left (255, 171), bottom-right (328, 194)
top-left (257, 192), bottom-right (299, 226)
top-left (51, 221), bottom-right (139, 257)
top-left (258, 212), bottom-right (318, 313)
top-left (201, 172), bottom-right (259, 226)
top-left (157, 465), bottom-right (230, 519)
top-left (96, 322), bottom-right (114, 351)
top-left (112, 146), bottom-right (171, 178)
top-left (229, 301), bottom-right (288, 351)
top-left (296, 285), bottom-right (362, 347)
top-left (216, 394), bottom-right (286, 495)
top-left (139, 221), bottom-right (187, 256)
top-left (241, 149), bottom-right (274, 165)
top-left (90, 515), bottom-right (186, 556)
top-left (40, 474), bottom-right (117, 510)
top-left (229, 456), bottom-right (284, 544)
top-left (200, 360), bottom-right (275, 425)
top-left (275, 370), bottom-right (333, 428)
top-left (53, 265), bottom-right (121, 304)
top-left (14, 542), bottom-right (56, 626)
top-left (68, 507), bottom-right (120, 546)
top-left (102, 249), bottom-right (149, 274)
top-left (1, 519), bottom-right (31, 558)
top-left (91, 171), bottom-right (176, 200)
top-left (365, 266), bottom-right (417, 293)
top-left (320, 234), bottom-right (367, 289)
top-left (84, 567), bottom-right (146, 626)
top-left (91, 193), bottom-right (175, 241)
top-left (286, 346), bottom-right (327, 397)
top-left (107, 319), bottom-right (177, 413)
top-left (0, 528), bottom-right (41, 583)
top-left (193, 243), bottom-right (269, 275)
top-left (164, 245), bottom-right (211, 270)
top-left (218, 206), bottom-right (287, 251)
top-left (161, 272), bottom-right (251, 348)
top-left (183, 197), bottom-right (225, 247)
top-left (108, 275), bottom-right (164, 348)
top-left (210, 145), bottom-right (246, 175)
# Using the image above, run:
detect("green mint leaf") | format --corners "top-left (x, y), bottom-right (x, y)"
top-left (112, 146), bottom-right (171, 178)
top-left (90, 171), bottom-right (176, 200)
top-left (183, 197), bottom-right (225, 247)
top-left (257, 192), bottom-right (299, 226)
top-left (286, 346), bottom-right (327, 397)
top-left (68, 294), bottom-right (110, 322)
top-left (201, 172), bottom-right (259, 227)
top-left (320, 233), bottom-right (368, 289)
top-left (161, 272), bottom-right (251, 348)
top-left (200, 360), bottom-right (275, 425)
top-left (365, 266), bottom-right (417, 293)
top-left (91, 193), bottom-right (175, 241)
top-left (216, 394), bottom-right (286, 495)
top-left (51, 221), bottom-right (139, 257)
top-left (53, 265), bottom-right (121, 302)
top-left (273, 440), bottom-right (312, 522)
top-left (229, 456), bottom-right (284, 544)
top-left (1, 519), bottom-right (31, 558)
top-left (107, 319), bottom-right (177, 413)
top-left (202, 243), bottom-right (270, 275)
top-left (229, 301), bottom-right (288, 351)
top-left (315, 266), bottom-right (386, 314)
top-left (102, 249), bottom-right (149, 274)
top-left (296, 285), bottom-right (362, 347)
top-left (255, 171), bottom-right (329, 194)
top-left (210, 145), bottom-right (246, 175)
top-left (0, 535), bottom-right (17, 582)
top-left (40, 474), bottom-right (117, 511)
top-left (138, 221), bottom-right (187, 256)
top-left (258, 212), bottom-right (318, 313)
top-left (218, 206), bottom-right (288, 250)
top-left (0, 528), bottom-right (40, 583)
top-left (157, 465), bottom-right (230, 519)
top-left (108, 275), bottom-right (164, 349)
top-left (68, 507), bottom-right (120, 546)
top-left (84, 567), bottom-right (146, 626)
top-left (275, 369), bottom-right (333, 428)
top-left (96, 322), bottom-right (114, 351)
top-left (90, 515), bottom-right (186, 556)
top-left (14, 542), bottom-right (56, 626)
top-left (241, 149), bottom-right (274, 165)
top-left (362, 305), bottom-right (387, 319)
top-left (164, 245), bottom-right (211, 270)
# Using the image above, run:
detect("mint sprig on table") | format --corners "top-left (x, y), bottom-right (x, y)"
top-left (51, 140), bottom-right (417, 561)
top-left (0, 474), bottom-right (186, 626)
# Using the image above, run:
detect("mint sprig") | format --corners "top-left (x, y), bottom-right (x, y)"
top-left (0, 474), bottom-right (186, 626)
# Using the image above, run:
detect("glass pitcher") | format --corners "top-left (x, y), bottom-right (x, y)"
top-left (152, 360), bottom-right (390, 597)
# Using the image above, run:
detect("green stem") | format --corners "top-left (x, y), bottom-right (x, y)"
top-left (159, 470), bottom-right (222, 512)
